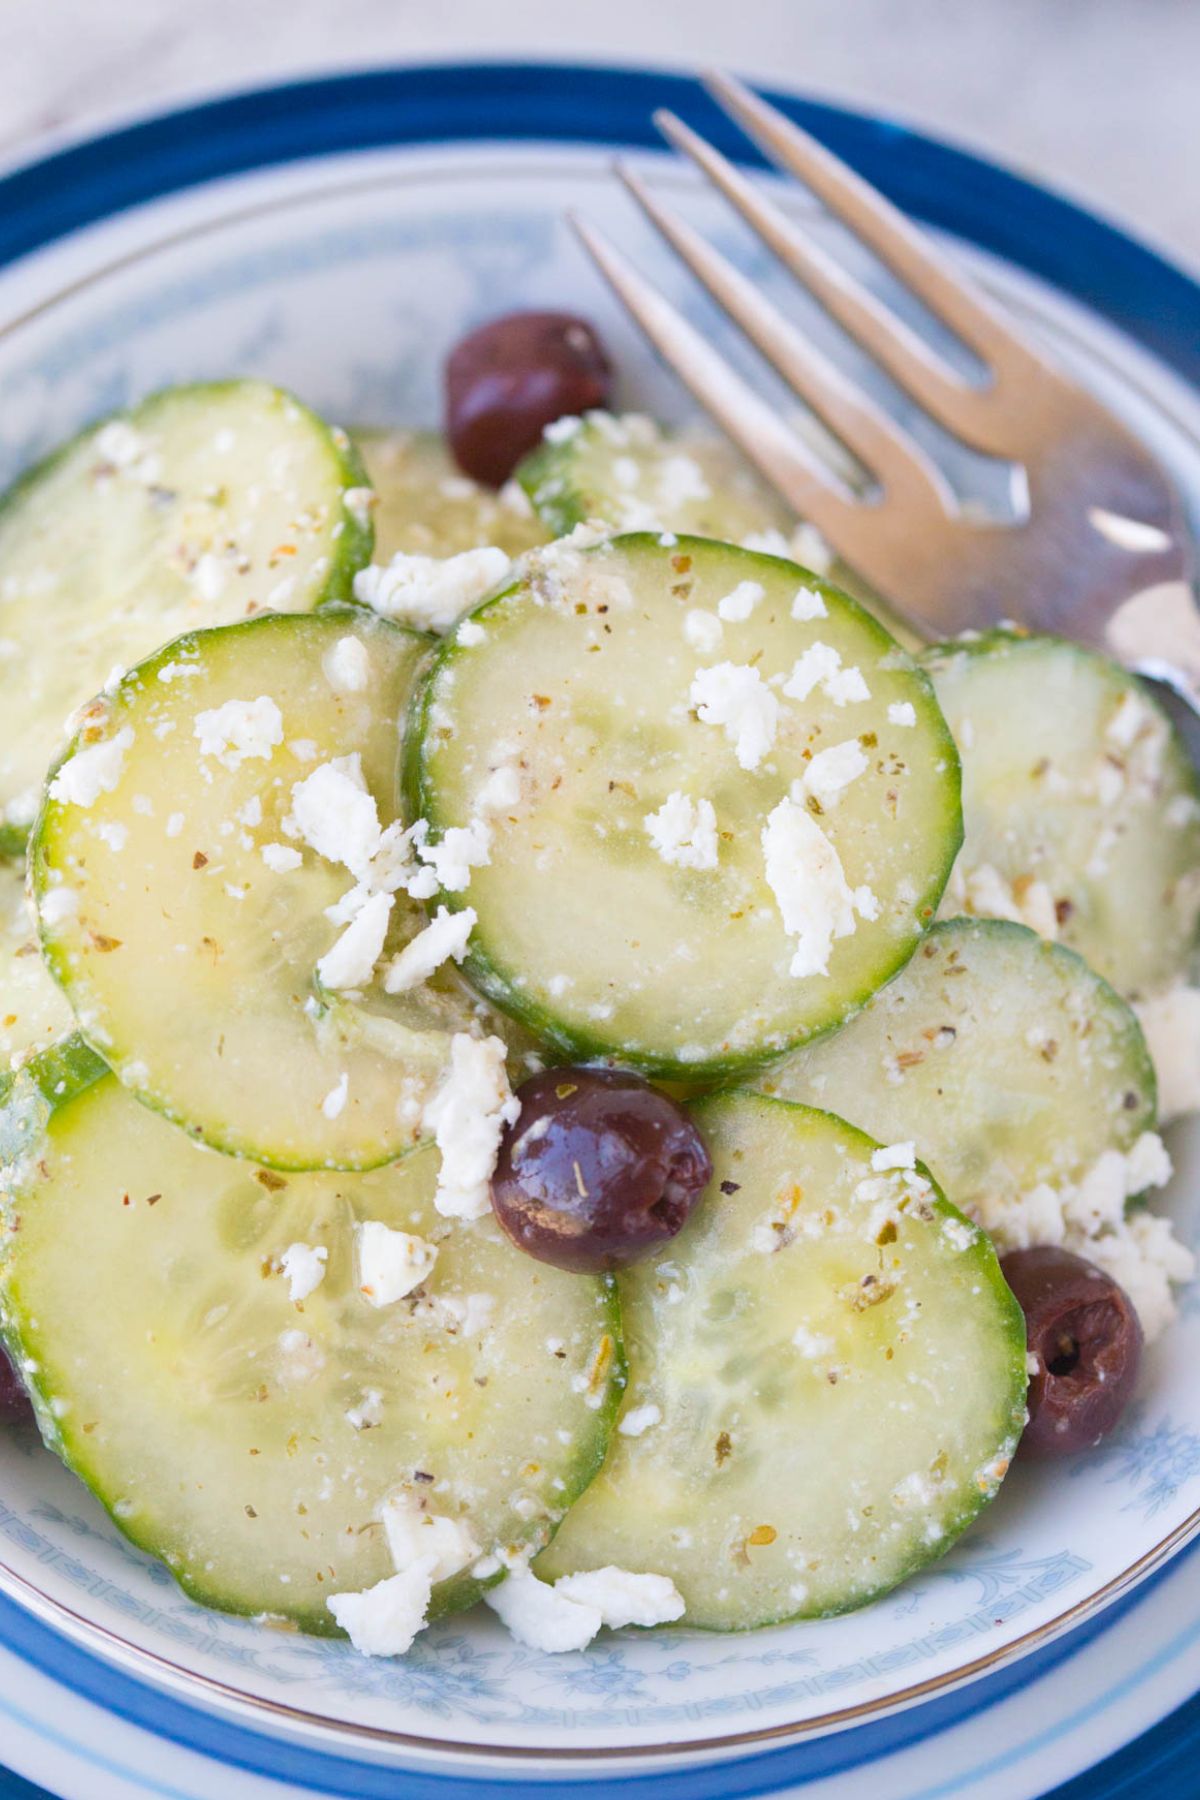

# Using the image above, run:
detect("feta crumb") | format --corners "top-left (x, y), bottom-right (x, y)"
top-left (422, 1034), bottom-right (520, 1220)
top-left (618, 1403), bottom-right (662, 1438)
top-left (792, 1324), bottom-right (835, 1357)
top-left (417, 819), bottom-right (491, 893)
top-left (327, 1562), bottom-right (435, 1658)
top-left (291, 756), bottom-right (381, 878)
top-left (1134, 984), bottom-right (1200, 1124)
top-left (960, 863), bottom-right (1059, 941)
top-left (357, 1220), bottom-right (438, 1306)
top-left (321, 1072), bottom-right (349, 1120)
top-left (279, 1242), bottom-right (328, 1303)
top-left (554, 1567), bottom-right (684, 1629)
top-left (346, 1389), bottom-right (384, 1431)
top-left (643, 792), bottom-right (719, 872)
top-left (380, 1493), bottom-right (479, 1582)
top-left (193, 697), bottom-right (284, 771)
top-left (683, 610), bottom-right (723, 655)
top-left (690, 662), bottom-right (779, 770)
top-left (798, 739), bottom-right (868, 810)
top-left (791, 586), bottom-right (828, 622)
top-left (783, 642), bottom-right (870, 706)
top-left (95, 821), bottom-right (127, 852)
top-left (316, 891), bottom-right (392, 990)
top-left (49, 726), bottom-right (135, 807)
top-left (192, 552), bottom-right (228, 603)
top-left (475, 764), bottom-right (521, 814)
top-left (166, 812), bottom-right (184, 837)
top-left (276, 1328), bottom-right (325, 1385)
top-left (716, 580), bottom-right (765, 623)
top-left (888, 701), bottom-right (917, 728)
top-left (486, 1566), bottom-right (601, 1652)
top-left (762, 796), bottom-right (859, 978)
top-left (262, 842), bottom-right (303, 873)
top-left (457, 619), bottom-right (486, 646)
top-left (39, 886), bottom-right (78, 925)
top-left (543, 415), bottom-right (582, 444)
top-left (353, 547), bottom-right (510, 632)
top-left (384, 905), bottom-right (476, 993)
top-left (324, 635), bottom-right (371, 694)
top-left (871, 1142), bottom-right (916, 1172)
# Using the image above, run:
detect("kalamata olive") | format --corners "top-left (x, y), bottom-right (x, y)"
top-left (445, 311), bottom-right (613, 486)
top-left (491, 1066), bottom-right (712, 1272)
top-left (0, 1344), bottom-right (32, 1424)
top-left (1001, 1245), bottom-right (1142, 1458)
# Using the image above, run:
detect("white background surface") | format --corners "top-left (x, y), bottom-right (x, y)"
top-left (2, 0), bottom-right (1199, 265)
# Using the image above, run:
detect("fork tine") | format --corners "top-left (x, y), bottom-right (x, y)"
top-left (690, 76), bottom-right (1052, 446)
top-left (617, 163), bottom-right (955, 516)
top-left (568, 212), bottom-right (860, 542)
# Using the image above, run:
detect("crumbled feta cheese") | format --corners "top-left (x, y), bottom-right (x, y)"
top-left (485, 1566), bottom-right (602, 1652)
top-left (166, 812), bottom-right (184, 837)
top-left (262, 842), bottom-right (303, 873)
top-left (346, 1389), bottom-right (385, 1431)
top-left (1087, 1212), bottom-right (1196, 1343)
top-left (783, 642), bottom-right (870, 706)
top-left (194, 697), bottom-right (284, 771)
top-left (475, 764), bottom-right (521, 814)
top-left (457, 620), bottom-right (486, 646)
top-left (422, 1034), bottom-right (520, 1220)
top-left (544, 415), bottom-right (582, 444)
top-left (380, 1493), bottom-right (479, 1582)
top-left (95, 821), bottom-right (127, 851)
top-left (279, 1242), bottom-right (328, 1303)
top-left (384, 906), bottom-right (476, 993)
top-left (888, 701), bottom-right (917, 728)
top-left (192, 552), bottom-right (228, 603)
top-left (49, 726), bottom-right (134, 808)
top-left (683, 610), bottom-right (723, 655)
top-left (417, 819), bottom-right (491, 893)
top-left (276, 1328), bottom-right (325, 1385)
top-left (690, 662), bottom-right (779, 770)
top-left (324, 635), bottom-right (371, 694)
top-left (791, 586), bottom-right (827, 622)
top-left (353, 547), bottom-right (510, 632)
top-left (317, 891), bottom-right (392, 990)
top-left (95, 420), bottom-right (148, 470)
top-left (290, 756), bottom-right (381, 878)
top-left (871, 1142), bottom-right (916, 1172)
top-left (716, 580), bottom-right (764, 623)
top-left (1106, 689), bottom-right (1152, 749)
top-left (960, 863), bottom-right (1059, 941)
top-left (643, 792), bottom-right (719, 871)
top-left (1135, 985), bottom-right (1200, 1124)
top-left (798, 739), bottom-right (868, 810)
top-left (357, 1221), bottom-right (438, 1306)
top-left (762, 796), bottom-right (860, 978)
top-left (554, 1567), bottom-right (684, 1630)
top-left (327, 1562), bottom-right (435, 1658)
top-left (618, 1403), bottom-right (662, 1438)
top-left (39, 886), bottom-right (78, 925)
top-left (792, 1324), bottom-right (835, 1357)
top-left (321, 1072), bottom-right (349, 1119)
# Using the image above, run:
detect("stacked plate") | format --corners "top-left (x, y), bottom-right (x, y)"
top-left (2, 62), bottom-right (1200, 1799)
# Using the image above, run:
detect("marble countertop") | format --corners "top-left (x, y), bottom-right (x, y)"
top-left (1, 0), bottom-right (1197, 265)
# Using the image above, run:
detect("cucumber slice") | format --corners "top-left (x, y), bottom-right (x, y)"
top-left (0, 860), bottom-right (73, 1069)
top-left (357, 430), bottom-right (547, 561)
top-left (536, 1090), bottom-right (1025, 1627)
top-left (0, 382), bottom-right (373, 855)
top-left (516, 412), bottom-right (798, 543)
top-left (32, 609), bottom-right (507, 1170)
top-left (925, 632), bottom-right (1200, 999)
top-left (0, 1054), bottom-right (623, 1634)
top-left (759, 917), bottom-right (1157, 1245)
top-left (412, 533), bottom-right (961, 1076)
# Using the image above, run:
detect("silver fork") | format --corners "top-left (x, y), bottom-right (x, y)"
top-left (571, 73), bottom-right (1200, 711)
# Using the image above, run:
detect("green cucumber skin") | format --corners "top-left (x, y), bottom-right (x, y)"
top-left (515, 436), bottom-right (594, 539)
top-left (406, 535), bottom-right (963, 1083)
top-left (537, 1090), bottom-right (1028, 1629)
top-left (30, 611), bottom-right (436, 1174)
top-left (0, 382), bottom-right (375, 861)
top-left (0, 1051), bottom-right (628, 1638)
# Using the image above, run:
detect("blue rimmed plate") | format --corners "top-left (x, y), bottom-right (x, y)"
top-left (2, 60), bottom-right (1200, 1794)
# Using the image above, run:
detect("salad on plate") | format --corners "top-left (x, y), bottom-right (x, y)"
top-left (0, 305), bottom-right (1195, 1663)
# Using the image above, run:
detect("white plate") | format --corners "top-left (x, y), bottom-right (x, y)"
top-left (2, 64), bottom-right (1200, 1782)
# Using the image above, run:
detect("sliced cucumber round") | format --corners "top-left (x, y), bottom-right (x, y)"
top-left (760, 917), bottom-right (1156, 1245)
top-left (0, 1053), bottom-right (623, 1634)
top-left (411, 533), bottom-right (961, 1077)
top-left (925, 632), bottom-right (1200, 999)
top-left (357, 430), bottom-right (547, 561)
top-left (31, 609), bottom-right (507, 1170)
top-left (0, 859), bottom-right (73, 1069)
top-left (0, 382), bottom-right (373, 855)
top-left (515, 412), bottom-right (798, 543)
top-left (536, 1090), bottom-right (1025, 1627)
